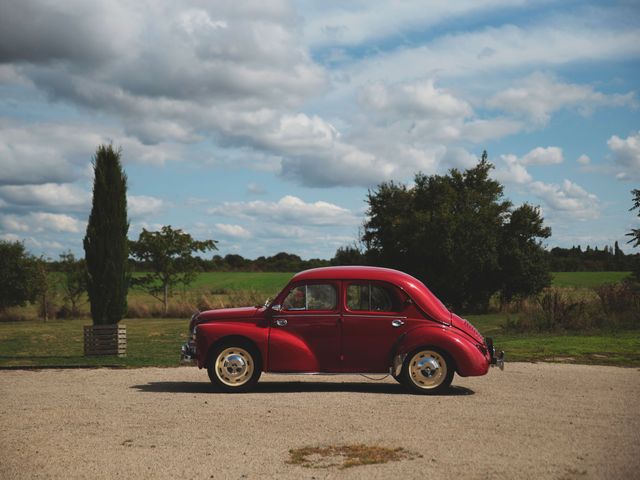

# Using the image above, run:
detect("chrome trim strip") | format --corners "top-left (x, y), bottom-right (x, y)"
top-left (274, 314), bottom-right (341, 318)
top-left (266, 372), bottom-right (390, 376)
top-left (341, 314), bottom-right (407, 319)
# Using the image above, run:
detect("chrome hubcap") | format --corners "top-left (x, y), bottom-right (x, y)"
top-left (223, 354), bottom-right (247, 377)
top-left (409, 350), bottom-right (447, 389)
top-left (215, 347), bottom-right (254, 387)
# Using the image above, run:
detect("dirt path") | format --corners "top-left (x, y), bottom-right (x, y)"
top-left (1, 363), bottom-right (639, 479)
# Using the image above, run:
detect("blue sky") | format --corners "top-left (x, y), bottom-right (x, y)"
top-left (0, 0), bottom-right (639, 260)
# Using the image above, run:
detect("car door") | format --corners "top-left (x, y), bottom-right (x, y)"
top-left (340, 281), bottom-right (409, 373)
top-left (268, 281), bottom-right (342, 372)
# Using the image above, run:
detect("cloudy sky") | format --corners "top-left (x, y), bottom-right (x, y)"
top-left (0, 0), bottom-right (639, 260)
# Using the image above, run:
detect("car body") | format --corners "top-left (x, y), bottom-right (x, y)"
top-left (181, 266), bottom-right (504, 394)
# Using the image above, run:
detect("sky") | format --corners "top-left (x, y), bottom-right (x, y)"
top-left (0, 0), bottom-right (639, 261)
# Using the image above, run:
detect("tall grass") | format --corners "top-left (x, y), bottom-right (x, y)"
top-left (505, 282), bottom-right (640, 332)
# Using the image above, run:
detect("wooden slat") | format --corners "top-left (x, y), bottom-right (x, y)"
top-left (84, 325), bottom-right (127, 357)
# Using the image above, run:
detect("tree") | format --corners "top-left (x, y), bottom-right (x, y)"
top-left (498, 203), bottom-right (551, 304)
top-left (59, 251), bottom-right (87, 317)
top-left (83, 145), bottom-right (130, 325)
top-left (32, 256), bottom-right (57, 322)
top-left (332, 245), bottom-right (366, 266)
top-left (0, 240), bottom-right (37, 313)
top-left (129, 226), bottom-right (217, 315)
top-left (363, 152), bottom-right (551, 312)
top-left (628, 188), bottom-right (640, 281)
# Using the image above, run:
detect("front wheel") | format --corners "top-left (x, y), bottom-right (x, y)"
top-left (401, 348), bottom-right (454, 395)
top-left (207, 344), bottom-right (262, 393)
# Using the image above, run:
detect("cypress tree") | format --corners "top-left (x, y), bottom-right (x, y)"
top-left (83, 145), bottom-right (129, 325)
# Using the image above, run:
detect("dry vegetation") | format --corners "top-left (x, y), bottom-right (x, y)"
top-left (287, 444), bottom-right (420, 469)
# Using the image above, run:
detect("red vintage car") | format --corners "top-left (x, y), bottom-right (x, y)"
top-left (181, 266), bottom-right (504, 394)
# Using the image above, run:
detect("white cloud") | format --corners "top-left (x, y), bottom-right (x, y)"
top-left (1, 212), bottom-right (83, 234)
top-left (577, 154), bottom-right (591, 165)
top-left (246, 183), bottom-right (266, 195)
top-left (360, 79), bottom-right (472, 119)
top-left (344, 21), bottom-right (640, 91)
top-left (30, 212), bottom-right (82, 233)
top-left (487, 72), bottom-right (636, 125)
top-left (214, 223), bottom-right (251, 239)
top-left (607, 131), bottom-right (640, 180)
top-left (494, 154), bottom-right (532, 184)
top-left (0, 119), bottom-right (191, 189)
top-left (493, 146), bottom-right (562, 184)
top-left (302, 0), bottom-right (529, 48)
top-left (529, 180), bottom-right (599, 220)
top-left (208, 195), bottom-right (358, 226)
top-left (0, 183), bottom-right (89, 209)
top-left (521, 146), bottom-right (564, 165)
top-left (128, 195), bottom-right (165, 217)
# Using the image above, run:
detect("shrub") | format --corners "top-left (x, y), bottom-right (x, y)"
top-left (505, 283), bottom-right (640, 333)
top-left (594, 281), bottom-right (640, 329)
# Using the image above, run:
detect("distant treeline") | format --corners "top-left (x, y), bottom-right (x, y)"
top-left (130, 251), bottom-right (332, 273)
top-left (123, 243), bottom-right (640, 274)
top-left (546, 243), bottom-right (639, 272)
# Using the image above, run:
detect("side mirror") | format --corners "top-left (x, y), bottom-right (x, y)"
top-left (271, 303), bottom-right (283, 312)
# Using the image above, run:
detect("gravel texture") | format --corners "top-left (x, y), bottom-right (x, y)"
top-left (1, 363), bottom-right (639, 479)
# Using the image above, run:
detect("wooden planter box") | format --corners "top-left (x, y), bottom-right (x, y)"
top-left (84, 324), bottom-right (126, 357)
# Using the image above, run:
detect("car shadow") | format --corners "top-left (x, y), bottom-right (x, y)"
top-left (130, 380), bottom-right (474, 396)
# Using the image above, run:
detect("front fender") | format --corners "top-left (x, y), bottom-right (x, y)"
top-left (394, 325), bottom-right (489, 377)
top-left (196, 322), bottom-right (269, 369)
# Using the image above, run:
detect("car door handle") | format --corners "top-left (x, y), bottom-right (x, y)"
top-left (275, 318), bottom-right (287, 327)
top-left (391, 319), bottom-right (405, 328)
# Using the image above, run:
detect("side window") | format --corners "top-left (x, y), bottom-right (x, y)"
top-left (346, 283), bottom-right (395, 312)
top-left (282, 284), bottom-right (336, 311)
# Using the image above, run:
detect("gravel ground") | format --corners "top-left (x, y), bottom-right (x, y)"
top-left (1, 363), bottom-right (639, 479)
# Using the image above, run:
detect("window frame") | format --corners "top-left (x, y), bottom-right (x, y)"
top-left (280, 281), bottom-right (339, 313)
top-left (343, 281), bottom-right (401, 315)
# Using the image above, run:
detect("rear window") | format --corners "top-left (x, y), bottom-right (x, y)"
top-left (346, 283), bottom-right (395, 312)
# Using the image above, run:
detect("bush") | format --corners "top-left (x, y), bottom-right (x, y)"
top-left (594, 281), bottom-right (640, 329)
top-left (504, 284), bottom-right (639, 333)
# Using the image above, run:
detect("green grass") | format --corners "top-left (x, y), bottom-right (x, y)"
top-left (551, 271), bottom-right (631, 288)
top-left (0, 318), bottom-right (188, 368)
top-left (1, 314), bottom-right (638, 368)
top-left (468, 313), bottom-right (640, 367)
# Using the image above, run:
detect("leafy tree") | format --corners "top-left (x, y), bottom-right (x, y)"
top-left (628, 188), bottom-right (640, 281)
top-left (498, 204), bottom-right (551, 304)
top-left (0, 240), bottom-right (37, 313)
top-left (59, 251), bottom-right (87, 317)
top-left (363, 152), bottom-right (551, 312)
top-left (32, 256), bottom-right (58, 322)
top-left (129, 226), bottom-right (217, 315)
top-left (332, 245), bottom-right (366, 266)
top-left (83, 145), bottom-right (130, 325)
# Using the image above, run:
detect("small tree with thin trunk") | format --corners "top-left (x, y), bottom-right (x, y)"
top-left (59, 251), bottom-right (87, 318)
top-left (83, 145), bottom-right (129, 325)
top-left (628, 188), bottom-right (640, 282)
top-left (129, 225), bottom-right (217, 315)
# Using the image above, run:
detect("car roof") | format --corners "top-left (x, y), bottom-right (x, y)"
top-left (291, 266), bottom-right (451, 323)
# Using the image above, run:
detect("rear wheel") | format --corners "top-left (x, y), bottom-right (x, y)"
top-left (207, 343), bottom-right (261, 393)
top-left (401, 348), bottom-right (454, 394)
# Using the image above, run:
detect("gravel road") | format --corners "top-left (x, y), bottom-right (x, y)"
top-left (1, 363), bottom-right (639, 479)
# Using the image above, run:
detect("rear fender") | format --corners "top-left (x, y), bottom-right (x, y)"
top-left (196, 322), bottom-right (268, 369)
top-left (393, 325), bottom-right (489, 377)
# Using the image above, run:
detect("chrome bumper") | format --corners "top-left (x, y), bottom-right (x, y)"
top-left (486, 337), bottom-right (505, 370)
top-left (180, 342), bottom-right (196, 365)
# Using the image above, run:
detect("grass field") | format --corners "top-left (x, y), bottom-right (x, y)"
top-left (551, 271), bottom-right (631, 288)
top-left (1, 270), bottom-right (637, 369)
top-left (132, 271), bottom-right (293, 296)
top-left (1, 314), bottom-right (638, 368)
